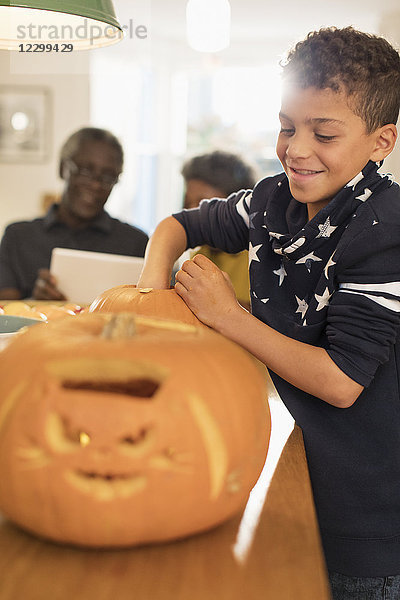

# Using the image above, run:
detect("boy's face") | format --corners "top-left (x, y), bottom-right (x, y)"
top-left (276, 86), bottom-right (385, 220)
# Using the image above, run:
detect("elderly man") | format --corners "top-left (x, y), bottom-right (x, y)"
top-left (0, 127), bottom-right (148, 300)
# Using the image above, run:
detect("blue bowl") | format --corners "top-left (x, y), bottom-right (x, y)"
top-left (0, 314), bottom-right (43, 350)
top-left (0, 314), bottom-right (42, 333)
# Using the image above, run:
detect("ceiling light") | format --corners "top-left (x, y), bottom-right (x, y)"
top-left (0, 0), bottom-right (124, 50)
top-left (186, 0), bottom-right (231, 53)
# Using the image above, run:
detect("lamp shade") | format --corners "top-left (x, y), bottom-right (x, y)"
top-left (0, 0), bottom-right (124, 50)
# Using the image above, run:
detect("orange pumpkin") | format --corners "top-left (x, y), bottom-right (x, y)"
top-left (3, 301), bottom-right (46, 321)
top-left (36, 305), bottom-right (76, 321)
top-left (3, 303), bottom-right (83, 321)
top-left (89, 286), bottom-right (202, 326)
top-left (0, 313), bottom-right (270, 548)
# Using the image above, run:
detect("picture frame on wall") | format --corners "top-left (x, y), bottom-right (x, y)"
top-left (0, 85), bottom-right (51, 163)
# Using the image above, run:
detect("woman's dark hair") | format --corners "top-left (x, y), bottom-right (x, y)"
top-left (181, 150), bottom-right (257, 196)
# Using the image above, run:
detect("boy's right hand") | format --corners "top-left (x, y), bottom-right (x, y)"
top-left (32, 268), bottom-right (67, 301)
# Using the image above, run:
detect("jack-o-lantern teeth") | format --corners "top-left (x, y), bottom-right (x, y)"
top-left (45, 412), bottom-right (91, 454)
top-left (65, 470), bottom-right (147, 501)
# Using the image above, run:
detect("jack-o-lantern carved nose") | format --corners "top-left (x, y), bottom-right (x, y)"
top-left (61, 378), bottom-right (160, 398)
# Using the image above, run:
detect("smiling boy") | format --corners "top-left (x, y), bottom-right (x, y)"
top-left (277, 86), bottom-right (396, 218)
top-left (138, 28), bottom-right (400, 598)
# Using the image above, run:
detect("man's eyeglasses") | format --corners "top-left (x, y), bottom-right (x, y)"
top-left (65, 159), bottom-right (120, 190)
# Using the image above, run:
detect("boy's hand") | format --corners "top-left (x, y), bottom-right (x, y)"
top-left (175, 254), bottom-right (242, 330)
top-left (32, 268), bottom-right (67, 301)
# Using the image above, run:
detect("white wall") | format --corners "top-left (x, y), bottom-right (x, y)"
top-left (380, 10), bottom-right (400, 180)
top-left (0, 1), bottom-right (399, 240)
top-left (0, 51), bottom-right (90, 237)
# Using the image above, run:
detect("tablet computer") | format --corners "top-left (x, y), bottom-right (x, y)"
top-left (50, 247), bottom-right (144, 305)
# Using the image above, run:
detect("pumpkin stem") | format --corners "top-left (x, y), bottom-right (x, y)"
top-left (101, 314), bottom-right (137, 339)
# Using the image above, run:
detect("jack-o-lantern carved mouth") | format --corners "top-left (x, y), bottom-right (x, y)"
top-left (65, 469), bottom-right (147, 501)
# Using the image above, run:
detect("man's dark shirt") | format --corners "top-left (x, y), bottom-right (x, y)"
top-left (0, 204), bottom-right (149, 298)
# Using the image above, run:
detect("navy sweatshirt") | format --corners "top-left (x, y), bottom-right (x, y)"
top-left (173, 160), bottom-right (400, 577)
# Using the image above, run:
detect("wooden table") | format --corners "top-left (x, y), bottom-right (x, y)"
top-left (0, 395), bottom-right (331, 600)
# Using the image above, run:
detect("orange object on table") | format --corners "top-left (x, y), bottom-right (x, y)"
top-left (0, 407), bottom-right (331, 599)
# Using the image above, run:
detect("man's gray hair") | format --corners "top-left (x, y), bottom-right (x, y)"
top-left (59, 127), bottom-right (124, 171)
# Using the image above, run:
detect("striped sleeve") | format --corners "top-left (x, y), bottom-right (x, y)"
top-left (325, 222), bottom-right (400, 387)
top-left (172, 189), bottom-right (252, 252)
top-left (234, 191), bottom-right (253, 227)
top-left (338, 282), bottom-right (400, 313)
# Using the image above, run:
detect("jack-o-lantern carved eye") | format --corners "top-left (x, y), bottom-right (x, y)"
top-left (45, 412), bottom-right (92, 453)
top-left (62, 417), bottom-right (91, 446)
top-left (61, 378), bottom-right (160, 398)
top-left (119, 427), bottom-right (154, 457)
top-left (45, 411), bottom-right (156, 458)
top-left (121, 429), bottom-right (147, 445)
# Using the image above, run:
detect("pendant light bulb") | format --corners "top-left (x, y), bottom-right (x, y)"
top-left (186, 0), bottom-right (231, 53)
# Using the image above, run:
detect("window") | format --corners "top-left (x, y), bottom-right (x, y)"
top-left (90, 54), bottom-right (283, 234)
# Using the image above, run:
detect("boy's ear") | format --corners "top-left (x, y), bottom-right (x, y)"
top-left (59, 160), bottom-right (67, 180)
top-left (370, 124), bottom-right (397, 161)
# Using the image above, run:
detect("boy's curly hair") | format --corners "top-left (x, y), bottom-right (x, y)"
top-left (281, 27), bottom-right (400, 133)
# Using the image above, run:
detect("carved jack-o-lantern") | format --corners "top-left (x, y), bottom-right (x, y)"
top-left (89, 286), bottom-right (203, 326)
top-left (0, 313), bottom-right (270, 548)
